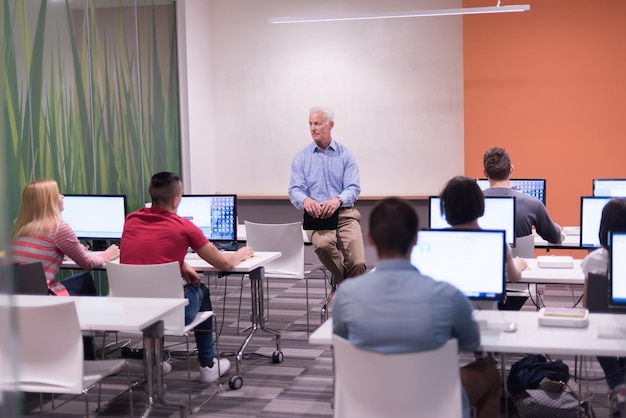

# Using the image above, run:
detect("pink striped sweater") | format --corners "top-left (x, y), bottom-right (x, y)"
top-left (11, 222), bottom-right (110, 296)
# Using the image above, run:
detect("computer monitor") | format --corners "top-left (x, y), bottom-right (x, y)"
top-left (592, 179), bottom-right (626, 197)
top-left (429, 196), bottom-right (516, 246)
top-left (475, 179), bottom-right (490, 191)
top-left (410, 229), bottom-right (506, 301)
top-left (61, 194), bottom-right (127, 240)
top-left (580, 196), bottom-right (612, 248)
top-left (177, 195), bottom-right (237, 244)
top-left (475, 178), bottom-right (547, 205)
top-left (610, 232), bottom-right (626, 306)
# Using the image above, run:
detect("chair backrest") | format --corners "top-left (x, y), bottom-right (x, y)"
top-left (586, 273), bottom-right (626, 313)
top-left (14, 262), bottom-right (49, 295)
top-left (13, 299), bottom-right (84, 393)
top-left (244, 221), bottom-right (304, 277)
top-left (332, 335), bottom-right (463, 418)
top-left (105, 261), bottom-right (186, 332)
top-left (512, 234), bottom-right (535, 258)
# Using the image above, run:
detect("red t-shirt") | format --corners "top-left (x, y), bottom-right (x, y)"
top-left (121, 207), bottom-right (209, 267)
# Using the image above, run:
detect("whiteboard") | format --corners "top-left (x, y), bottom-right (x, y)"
top-left (184, 0), bottom-right (464, 197)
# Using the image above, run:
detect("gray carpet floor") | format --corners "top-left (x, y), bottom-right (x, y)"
top-left (19, 274), bottom-right (618, 417)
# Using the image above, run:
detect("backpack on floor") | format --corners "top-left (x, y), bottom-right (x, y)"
top-left (507, 355), bottom-right (595, 418)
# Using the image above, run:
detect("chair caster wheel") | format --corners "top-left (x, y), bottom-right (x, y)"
top-left (272, 351), bottom-right (284, 364)
top-left (229, 375), bottom-right (243, 390)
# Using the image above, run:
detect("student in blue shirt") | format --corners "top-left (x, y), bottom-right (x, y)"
top-left (333, 197), bottom-right (501, 418)
top-left (288, 106), bottom-right (366, 285)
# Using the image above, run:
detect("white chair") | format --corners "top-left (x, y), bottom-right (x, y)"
top-left (243, 221), bottom-right (326, 334)
top-left (9, 299), bottom-right (133, 417)
top-left (332, 335), bottom-right (462, 418)
top-left (508, 234), bottom-right (538, 307)
top-left (105, 261), bottom-right (215, 411)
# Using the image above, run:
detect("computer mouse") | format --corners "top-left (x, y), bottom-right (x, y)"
top-left (503, 322), bottom-right (518, 333)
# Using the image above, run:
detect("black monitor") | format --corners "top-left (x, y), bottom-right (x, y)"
top-left (580, 196), bottom-right (611, 248)
top-left (61, 194), bottom-right (127, 240)
top-left (177, 195), bottom-right (237, 245)
top-left (610, 232), bottom-right (626, 306)
top-left (429, 196), bottom-right (516, 246)
top-left (592, 179), bottom-right (626, 197)
top-left (410, 229), bottom-right (506, 301)
top-left (476, 178), bottom-right (547, 205)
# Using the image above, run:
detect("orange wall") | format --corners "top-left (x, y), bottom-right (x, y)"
top-left (463, 0), bottom-right (626, 227)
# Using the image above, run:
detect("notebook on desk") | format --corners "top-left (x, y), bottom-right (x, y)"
top-left (303, 211), bottom-right (339, 230)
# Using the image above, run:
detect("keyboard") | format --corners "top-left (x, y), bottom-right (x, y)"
top-left (563, 226), bottom-right (580, 236)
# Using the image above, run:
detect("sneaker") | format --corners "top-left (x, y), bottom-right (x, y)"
top-left (162, 361), bottom-right (172, 375)
top-left (199, 358), bottom-right (231, 383)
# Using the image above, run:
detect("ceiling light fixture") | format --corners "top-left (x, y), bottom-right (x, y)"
top-left (268, 2), bottom-right (530, 24)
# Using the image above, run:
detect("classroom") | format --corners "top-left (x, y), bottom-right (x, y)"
top-left (2, 0), bottom-right (626, 417)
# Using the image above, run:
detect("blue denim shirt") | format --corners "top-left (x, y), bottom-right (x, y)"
top-left (332, 259), bottom-right (480, 418)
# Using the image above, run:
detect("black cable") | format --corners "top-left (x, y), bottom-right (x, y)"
top-left (572, 292), bottom-right (585, 308)
top-left (527, 283), bottom-right (542, 309)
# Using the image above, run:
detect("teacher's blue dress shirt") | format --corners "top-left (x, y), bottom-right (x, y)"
top-left (288, 139), bottom-right (361, 209)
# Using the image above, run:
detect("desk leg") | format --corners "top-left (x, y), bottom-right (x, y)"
top-left (140, 321), bottom-right (188, 418)
top-left (229, 266), bottom-right (282, 390)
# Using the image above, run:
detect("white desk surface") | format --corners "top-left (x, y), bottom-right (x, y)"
top-left (534, 231), bottom-right (580, 248)
top-left (520, 258), bottom-right (584, 285)
top-left (62, 251), bottom-right (282, 273)
top-left (237, 224), bottom-right (310, 243)
top-left (182, 251), bottom-right (281, 273)
top-left (310, 311), bottom-right (626, 357)
top-left (11, 295), bottom-right (188, 333)
top-left (309, 318), bottom-right (333, 345)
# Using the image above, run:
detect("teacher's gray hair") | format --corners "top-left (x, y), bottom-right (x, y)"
top-left (309, 106), bottom-right (335, 122)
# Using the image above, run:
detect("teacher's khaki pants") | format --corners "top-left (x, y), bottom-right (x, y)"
top-left (307, 207), bottom-right (367, 285)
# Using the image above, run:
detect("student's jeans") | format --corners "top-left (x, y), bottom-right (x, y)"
top-left (62, 271), bottom-right (98, 360)
top-left (183, 283), bottom-right (215, 366)
top-left (598, 356), bottom-right (626, 389)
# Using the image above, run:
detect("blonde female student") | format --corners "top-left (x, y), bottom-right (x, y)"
top-left (10, 180), bottom-right (120, 359)
top-left (10, 179), bottom-right (119, 297)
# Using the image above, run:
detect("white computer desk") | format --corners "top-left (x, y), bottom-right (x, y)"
top-left (310, 311), bottom-right (626, 357)
top-left (307, 260), bottom-right (586, 346)
top-left (12, 295), bottom-right (189, 417)
top-left (61, 251), bottom-right (280, 271)
top-left (520, 258), bottom-right (584, 285)
top-left (62, 251), bottom-right (283, 391)
top-left (534, 231), bottom-right (581, 249)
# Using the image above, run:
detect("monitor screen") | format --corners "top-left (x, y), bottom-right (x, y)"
top-left (177, 195), bottom-right (237, 242)
top-left (580, 196), bottom-right (611, 248)
top-left (62, 195), bottom-right (127, 240)
top-left (593, 179), bottom-right (626, 197)
top-left (610, 232), bottom-right (626, 306)
top-left (475, 178), bottom-right (547, 205)
top-left (429, 196), bottom-right (516, 245)
top-left (475, 179), bottom-right (490, 191)
top-left (410, 229), bottom-right (506, 301)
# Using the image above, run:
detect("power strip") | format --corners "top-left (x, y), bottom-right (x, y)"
top-left (537, 256), bottom-right (574, 269)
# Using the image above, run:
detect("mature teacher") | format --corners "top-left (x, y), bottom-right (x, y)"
top-left (288, 106), bottom-right (366, 285)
